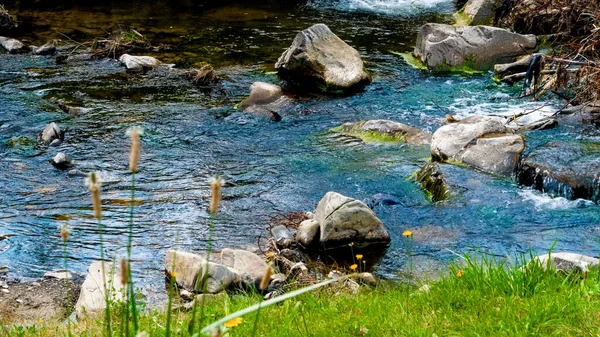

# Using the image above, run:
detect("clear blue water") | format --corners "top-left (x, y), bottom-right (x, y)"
top-left (1, 0), bottom-right (599, 302)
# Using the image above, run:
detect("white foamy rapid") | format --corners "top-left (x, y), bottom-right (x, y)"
top-left (308, 0), bottom-right (452, 14)
top-left (518, 189), bottom-right (595, 211)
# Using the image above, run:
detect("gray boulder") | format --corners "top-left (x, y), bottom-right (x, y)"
top-left (414, 24), bottom-right (536, 71)
top-left (518, 141), bottom-right (600, 202)
top-left (40, 122), bottom-right (63, 146)
top-left (456, 0), bottom-right (503, 25)
top-left (165, 250), bottom-right (239, 293)
top-left (431, 115), bottom-right (525, 175)
top-left (0, 36), bottom-right (30, 54)
top-left (314, 192), bottom-right (390, 247)
top-left (50, 152), bottom-right (73, 170)
top-left (219, 248), bottom-right (268, 288)
top-left (533, 252), bottom-right (599, 273)
top-left (276, 24), bottom-right (371, 93)
top-left (240, 82), bottom-right (287, 121)
top-left (296, 219), bottom-right (320, 247)
top-left (75, 261), bottom-right (125, 316)
top-left (338, 120), bottom-right (431, 145)
top-left (119, 54), bottom-right (160, 72)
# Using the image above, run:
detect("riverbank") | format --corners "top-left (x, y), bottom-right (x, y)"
top-left (3, 253), bottom-right (600, 336)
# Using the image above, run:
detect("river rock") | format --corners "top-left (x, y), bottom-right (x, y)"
top-left (296, 219), bottom-right (320, 247)
top-left (75, 261), bottom-right (125, 316)
top-left (240, 82), bottom-right (287, 121)
top-left (494, 54), bottom-right (535, 79)
top-left (271, 224), bottom-right (295, 248)
top-left (431, 115), bottom-right (525, 175)
top-left (456, 0), bottom-right (503, 25)
top-left (518, 141), bottom-right (600, 202)
top-left (50, 152), bottom-right (73, 170)
top-left (275, 23), bottom-right (371, 93)
top-left (165, 250), bottom-right (239, 293)
top-left (0, 36), bottom-right (30, 54)
top-left (119, 54), bottom-right (160, 72)
top-left (413, 24), bottom-right (536, 71)
top-left (40, 122), bottom-right (64, 146)
top-left (533, 252), bottom-right (599, 273)
top-left (33, 40), bottom-right (57, 55)
top-left (219, 248), bottom-right (268, 288)
top-left (314, 192), bottom-right (390, 247)
top-left (338, 120), bottom-right (431, 145)
top-left (43, 270), bottom-right (72, 280)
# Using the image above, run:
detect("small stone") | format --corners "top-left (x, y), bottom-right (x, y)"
top-left (354, 272), bottom-right (377, 286)
top-left (2, 288), bottom-right (9, 293)
top-left (180, 289), bottom-right (193, 301)
top-left (50, 152), bottom-right (73, 170)
top-left (31, 282), bottom-right (40, 286)
top-left (119, 54), bottom-right (160, 72)
top-left (33, 40), bottom-right (58, 55)
top-left (15, 299), bottom-right (22, 304)
top-left (44, 270), bottom-right (72, 280)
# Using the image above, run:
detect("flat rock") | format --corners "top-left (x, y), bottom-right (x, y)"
top-left (518, 141), bottom-right (600, 202)
top-left (276, 23), bottom-right (371, 92)
top-left (533, 252), bottom-right (599, 273)
top-left (75, 261), bottom-right (125, 316)
top-left (0, 36), bottom-right (30, 54)
top-left (119, 54), bottom-right (160, 72)
top-left (338, 120), bottom-right (431, 145)
top-left (43, 270), bottom-right (72, 280)
top-left (414, 24), bottom-right (536, 71)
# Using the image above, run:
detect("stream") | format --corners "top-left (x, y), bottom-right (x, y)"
top-left (1, 0), bottom-right (599, 303)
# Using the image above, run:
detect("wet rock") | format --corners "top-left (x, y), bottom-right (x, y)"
top-left (518, 141), bottom-right (600, 202)
top-left (75, 261), bottom-right (125, 316)
top-left (414, 163), bottom-right (450, 202)
top-left (119, 54), bottom-right (160, 72)
top-left (431, 115), bottom-right (525, 175)
top-left (40, 122), bottom-right (64, 146)
top-left (50, 152), bottom-right (73, 170)
top-left (240, 82), bottom-right (287, 121)
top-left (68, 169), bottom-right (88, 178)
top-left (219, 248), bottom-right (268, 289)
top-left (0, 36), bottom-right (30, 54)
top-left (296, 219), bottom-right (320, 247)
top-left (183, 64), bottom-right (219, 86)
top-left (363, 193), bottom-right (404, 209)
top-left (414, 24), bottom-right (536, 71)
top-left (33, 40), bottom-right (58, 55)
top-left (533, 252), bottom-right (598, 273)
top-left (276, 23), bottom-right (371, 93)
top-left (313, 192), bottom-right (390, 251)
top-left (494, 54), bottom-right (535, 79)
top-left (165, 250), bottom-right (239, 293)
top-left (337, 120), bottom-right (431, 145)
top-left (455, 0), bottom-right (503, 25)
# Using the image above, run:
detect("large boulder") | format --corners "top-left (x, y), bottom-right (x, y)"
top-left (314, 192), bottom-right (390, 247)
top-left (455, 0), bottom-right (503, 25)
top-left (518, 141), bottom-right (600, 202)
top-left (0, 36), bottom-right (30, 54)
top-left (165, 250), bottom-right (239, 293)
top-left (431, 115), bottom-right (525, 175)
top-left (75, 261), bottom-right (125, 316)
top-left (413, 24), bottom-right (536, 71)
top-left (275, 24), bottom-right (371, 93)
top-left (337, 120), bottom-right (431, 145)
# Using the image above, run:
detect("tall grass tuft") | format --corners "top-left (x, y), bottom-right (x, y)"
top-left (60, 224), bottom-right (72, 337)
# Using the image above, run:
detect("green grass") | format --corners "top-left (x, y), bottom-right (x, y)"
top-left (5, 252), bottom-right (600, 336)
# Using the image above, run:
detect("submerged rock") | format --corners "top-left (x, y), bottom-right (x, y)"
top-left (414, 162), bottom-right (450, 202)
top-left (119, 54), bottom-right (160, 72)
top-left (455, 0), bottom-right (503, 25)
top-left (240, 82), bottom-right (287, 121)
top-left (413, 24), bottom-right (536, 71)
top-left (0, 36), bottom-right (30, 54)
top-left (276, 23), bottom-right (371, 93)
top-left (518, 141), bottom-right (600, 202)
top-left (39, 122), bottom-right (64, 146)
top-left (75, 261), bottom-right (125, 316)
top-left (431, 115), bottom-right (526, 175)
top-left (337, 120), bottom-right (431, 145)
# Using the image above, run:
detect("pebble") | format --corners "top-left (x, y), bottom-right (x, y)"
top-left (2, 288), bottom-right (9, 293)
top-left (15, 299), bottom-right (22, 304)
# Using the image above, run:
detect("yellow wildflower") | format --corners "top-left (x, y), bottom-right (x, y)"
top-left (267, 252), bottom-right (274, 258)
top-left (457, 269), bottom-right (464, 278)
top-left (350, 264), bottom-right (358, 271)
top-left (224, 317), bottom-right (243, 328)
top-left (356, 254), bottom-right (363, 260)
top-left (402, 230), bottom-right (413, 237)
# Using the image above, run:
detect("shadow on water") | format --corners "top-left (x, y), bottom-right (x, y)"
top-left (0, 0), bottom-right (599, 304)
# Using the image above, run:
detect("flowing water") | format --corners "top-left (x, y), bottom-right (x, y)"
top-left (1, 0), bottom-right (600, 303)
